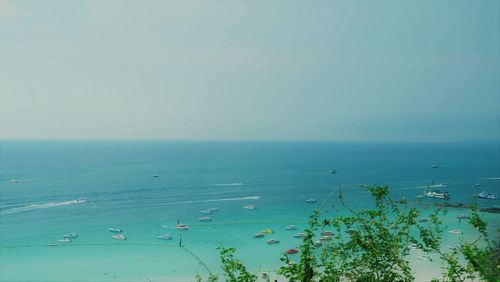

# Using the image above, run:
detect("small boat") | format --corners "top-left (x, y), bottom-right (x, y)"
top-left (58, 238), bottom-right (71, 243)
top-left (447, 229), bottom-right (462, 234)
top-left (76, 197), bottom-right (87, 203)
top-left (63, 232), bottom-right (78, 238)
top-left (319, 235), bottom-right (332, 241)
top-left (176, 224), bottom-right (189, 231)
top-left (305, 199), bottom-right (317, 204)
top-left (346, 228), bottom-right (357, 234)
top-left (198, 216), bottom-right (211, 222)
top-left (112, 234), bottom-right (127, 240)
top-left (418, 218), bottom-right (429, 223)
top-left (284, 249), bottom-right (299, 254)
top-left (208, 207), bottom-right (219, 212)
top-left (293, 233), bottom-right (306, 238)
top-left (432, 164), bottom-right (439, 168)
top-left (200, 209), bottom-right (213, 214)
top-left (157, 234), bottom-right (173, 240)
top-left (254, 233), bottom-right (265, 238)
top-left (457, 214), bottom-right (469, 220)
top-left (243, 205), bottom-right (256, 210)
top-left (262, 229), bottom-right (273, 234)
top-left (424, 191), bottom-right (449, 199)
top-left (314, 240), bottom-right (323, 247)
top-left (429, 183), bottom-right (447, 188)
top-left (266, 238), bottom-right (280, 244)
top-left (108, 227), bottom-right (122, 233)
top-left (473, 183), bottom-right (482, 187)
top-left (10, 179), bottom-right (19, 183)
top-left (153, 175), bottom-right (159, 178)
top-left (321, 231), bottom-right (333, 236)
top-left (329, 170), bottom-right (337, 174)
top-left (478, 191), bottom-right (497, 200)
top-left (285, 225), bottom-right (297, 230)
top-left (408, 243), bottom-right (419, 250)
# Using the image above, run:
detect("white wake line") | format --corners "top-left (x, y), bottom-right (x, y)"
top-left (485, 177), bottom-right (500, 180)
top-left (148, 196), bottom-right (260, 207)
top-left (0, 199), bottom-right (87, 215)
top-left (206, 183), bottom-right (244, 187)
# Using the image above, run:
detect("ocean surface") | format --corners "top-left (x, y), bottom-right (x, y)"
top-left (0, 141), bottom-right (499, 281)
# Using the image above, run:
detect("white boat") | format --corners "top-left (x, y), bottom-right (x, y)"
top-left (293, 233), bottom-right (306, 238)
top-left (408, 243), bottom-right (419, 250)
top-left (431, 164), bottom-right (439, 168)
top-left (314, 240), bottom-right (323, 247)
top-left (157, 234), bottom-right (173, 240)
top-left (266, 238), bottom-right (280, 244)
top-left (243, 205), bottom-right (256, 210)
top-left (58, 238), bottom-right (71, 243)
top-left (285, 225), bottom-right (297, 230)
top-left (329, 170), bottom-right (337, 174)
top-left (208, 207), bottom-right (219, 212)
top-left (473, 183), bottom-right (482, 187)
top-left (10, 179), bottom-right (19, 183)
top-left (424, 191), bottom-right (449, 199)
top-left (63, 232), bottom-right (78, 238)
top-left (108, 227), bottom-right (122, 233)
top-left (418, 218), bottom-right (429, 223)
top-left (112, 234), bottom-right (127, 240)
top-left (447, 229), bottom-right (462, 234)
top-left (200, 210), bottom-right (213, 214)
top-left (478, 191), bottom-right (497, 200)
top-left (429, 183), bottom-right (447, 188)
top-left (321, 231), bottom-right (333, 236)
top-left (198, 216), bottom-right (211, 222)
top-left (76, 197), bottom-right (87, 203)
top-left (457, 214), bottom-right (469, 220)
top-left (176, 224), bottom-right (189, 231)
top-left (305, 199), bottom-right (317, 204)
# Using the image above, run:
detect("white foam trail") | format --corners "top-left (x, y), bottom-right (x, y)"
top-left (1, 199), bottom-right (87, 215)
top-left (150, 196), bottom-right (259, 207)
top-left (207, 183), bottom-right (244, 187)
top-left (485, 177), bottom-right (500, 180)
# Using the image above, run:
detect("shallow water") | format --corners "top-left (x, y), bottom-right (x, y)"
top-left (0, 141), bottom-right (498, 281)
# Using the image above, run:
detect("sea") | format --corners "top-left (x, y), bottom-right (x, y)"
top-left (0, 141), bottom-right (498, 281)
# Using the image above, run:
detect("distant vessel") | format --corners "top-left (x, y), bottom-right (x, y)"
top-left (285, 225), bottom-right (297, 230)
top-left (429, 183), bottom-right (447, 188)
top-left (266, 238), bottom-right (280, 244)
top-left (112, 234), bottom-right (127, 240)
top-left (63, 232), bottom-right (78, 238)
top-left (314, 240), bottom-right (323, 247)
top-left (153, 175), bottom-right (159, 178)
top-left (261, 229), bottom-right (273, 234)
top-left (473, 183), bottom-right (482, 187)
top-left (432, 164), bottom-right (439, 168)
top-left (243, 205), bottom-right (256, 210)
top-left (305, 199), bottom-right (317, 204)
top-left (108, 227), bottom-right (122, 233)
top-left (157, 234), bottom-right (173, 240)
top-left (424, 191), bottom-right (449, 199)
top-left (321, 231), bottom-right (333, 236)
top-left (254, 233), bottom-right (265, 238)
top-left (284, 249), bottom-right (299, 254)
top-left (447, 229), bottom-right (462, 235)
top-left (293, 233), bottom-right (306, 238)
top-left (198, 216), bottom-right (211, 222)
top-left (10, 179), bottom-right (19, 183)
top-left (58, 238), bottom-right (71, 243)
top-left (478, 191), bottom-right (497, 200)
top-left (418, 218), bottom-right (429, 223)
top-left (176, 224), bottom-right (189, 231)
top-left (329, 170), bottom-right (337, 174)
top-left (457, 214), bottom-right (469, 220)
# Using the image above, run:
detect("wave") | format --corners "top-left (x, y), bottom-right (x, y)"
top-left (0, 198), bottom-right (87, 215)
top-left (207, 183), bottom-right (244, 187)
top-left (149, 196), bottom-right (259, 207)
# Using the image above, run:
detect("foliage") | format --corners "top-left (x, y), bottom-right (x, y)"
top-left (217, 246), bottom-right (258, 282)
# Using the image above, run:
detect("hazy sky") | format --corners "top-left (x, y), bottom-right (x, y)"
top-left (0, 0), bottom-right (499, 141)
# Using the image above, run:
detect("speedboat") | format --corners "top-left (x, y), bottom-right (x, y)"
top-left (243, 205), bottom-right (256, 210)
top-left (321, 231), bottom-right (333, 236)
top-left (208, 207), bottom-right (219, 212)
top-left (63, 232), bottom-right (78, 238)
top-left (58, 238), bottom-right (71, 243)
top-left (457, 214), bottom-right (469, 220)
top-left (262, 229), bottom-right (273, 234)
top-left (76, 197), bottom-right (87, 203)
top-left (108, 227), bottom-right (122, 233)
top-left (329, 170), bottom-right (337, 174)
top-left (285, 225), bottom-right (297, 230)
top-left (266, 238), bottom-right (280, 244)
top-left (418, 218), bottom-right (429, 223)
top-left (447, 229), bottom-right (462, 234)
top-left (157, 234), bottom-right (173, 240)
top-left (198, 216), bottom-right (211, 222)
top-left (408, 243), bottom-right (419, 250)
top-left (200, 209), bottom-right (213, 214)
top-left (284, 249), bottom-right (299, 254)
top-left (478, 191), bottom-right (497, 200)
top-left (432, 164), bottom-right (439, 168)
top-left (293, 233), bottom-right (306, 238)
top-left (473, 183), bottom-right (482, 187)
top-left (424, 191), bottom-right (449, 199)
top-left (305, 199), bottom-right (317, 204)
top-left (176, 224), bottom-right (189, 231)
top-left (254, 233), bottom-right (265, 238)
top-left (10, 179), bottom-right (19, 183)
top-left (112, 234), bottom-right (127, 240)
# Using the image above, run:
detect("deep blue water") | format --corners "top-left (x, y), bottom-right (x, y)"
top-left (0, 141), bottom-right (499, 281)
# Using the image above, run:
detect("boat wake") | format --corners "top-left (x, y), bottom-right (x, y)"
top-left (486, 177), bottom-right (500, 180)
top-left (0, 198), bottom-right (87, 215)
top-left (207, 183), bottom-right (244, 187)
top-left (150, 196), bottom-right (259, 207)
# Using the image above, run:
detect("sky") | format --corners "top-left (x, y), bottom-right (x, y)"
top-left (0, 0), bottom-right (499, 142)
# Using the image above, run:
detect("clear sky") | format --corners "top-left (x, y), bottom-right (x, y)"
top-left (0, 0), bottom-right (498, 142)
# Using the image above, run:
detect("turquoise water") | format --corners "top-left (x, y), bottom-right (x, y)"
top-left (0, 141), bottom-right (499, 281)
